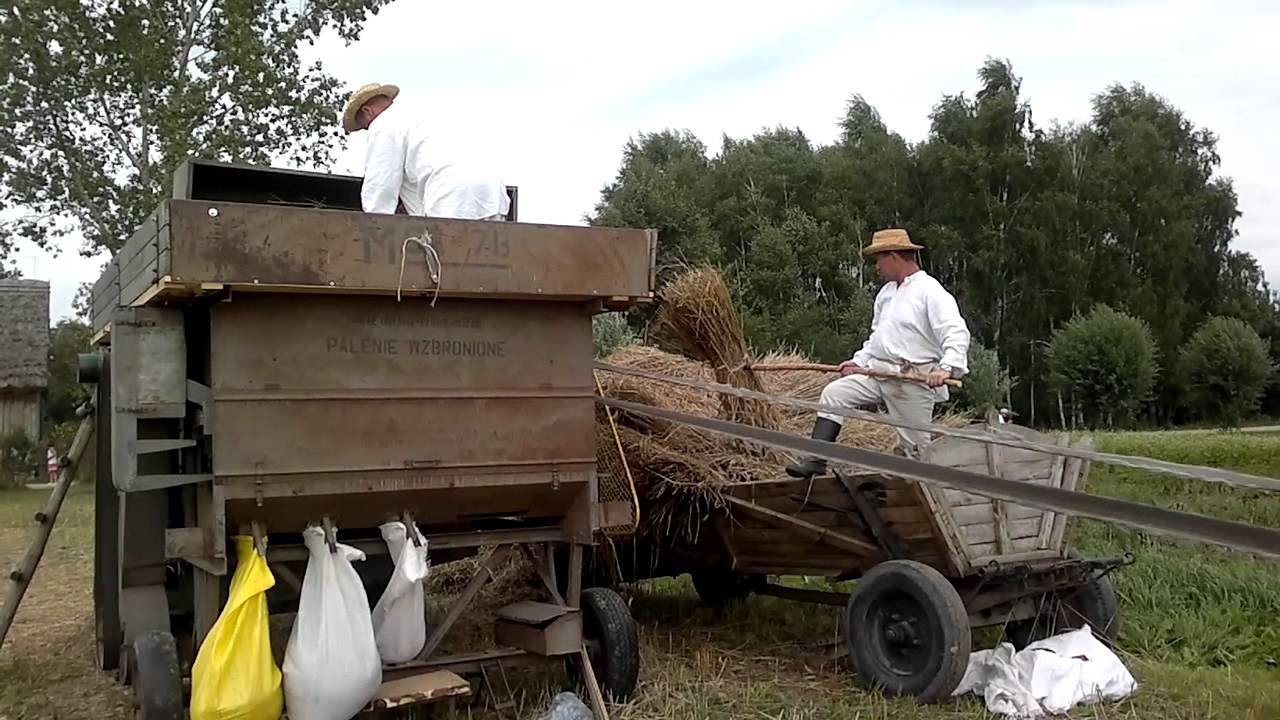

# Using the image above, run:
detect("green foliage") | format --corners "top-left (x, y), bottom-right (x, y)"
top-left (1047, 305), bottom-right (1160, 427)
top-left (591, 58), bottom-right (1278, 427)
top-left (947, 342), bottom-right (1012, 416)
top-left (0, 429), bottom-right (36, 488)
top-left (1179, 317), bottom-right (1275, 427)
top-left (592, 312), bottom-right (638, 359)
top-left (0, 0), bottom-right (392, 259)
top-left (1075, 431), bottom-right (1280, 669)
top-left (46, 319), bottom-right (93, 427)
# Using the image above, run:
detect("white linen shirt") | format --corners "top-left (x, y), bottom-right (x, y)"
top-left (850, 270), bottom-right (971, 377)
top-left (361, 101), bottom-right (511, 220)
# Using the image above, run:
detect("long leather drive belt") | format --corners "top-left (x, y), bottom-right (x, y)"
top-left (594, 395), bottom-right (1280, 561)
top-left (594, 362), bottom-right (1280, 494)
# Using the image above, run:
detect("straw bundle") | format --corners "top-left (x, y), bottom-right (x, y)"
top-left (597, 345), bottom-right (914, 539)
top-left (595, 267), bottom-right (967, 542)
top-left (650, 268), bottom-right (782, 430)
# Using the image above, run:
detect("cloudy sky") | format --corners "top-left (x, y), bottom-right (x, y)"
top-left (14, 0), bottom-right (1279, 321)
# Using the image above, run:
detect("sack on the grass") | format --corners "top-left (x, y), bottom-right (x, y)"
top-left (282, 525), bottom-right (382, 720)
top-left (371, 520), bottom-right (431, 664)
top-left (190, 535), bottom-right (283, 720)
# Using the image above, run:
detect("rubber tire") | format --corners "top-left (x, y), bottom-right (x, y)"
top-left (577, 587), bottom-right (641, 703)
top-left (1007, 572), bottom-right (1120, 649)
top-left (690, 569), bottom-right (763, 609)
top-left (128, 630), bottom-right (184, 720)
top-left (845, 560), bottom-right (971, 704)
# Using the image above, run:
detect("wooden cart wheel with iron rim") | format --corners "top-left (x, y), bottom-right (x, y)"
top-left (844, 560), bottom-right (971, 704)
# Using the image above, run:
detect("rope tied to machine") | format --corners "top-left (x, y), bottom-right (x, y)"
top-left (397, 225), bottom-right (443, 307)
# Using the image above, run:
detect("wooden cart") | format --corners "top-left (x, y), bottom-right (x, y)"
top-left (79, 159), bottom-right (657, 717)
top-left (597, 422), bottom-right (1128, 703)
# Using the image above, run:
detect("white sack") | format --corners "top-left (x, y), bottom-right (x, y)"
top-left (953, 625), bottom-right (1139, 718)
top-left (282, 525), bottom-right (383, 720)
top-left (371, 520), bottom-right (431, 664)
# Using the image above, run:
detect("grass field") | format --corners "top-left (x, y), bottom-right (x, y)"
top-left (1, 431), bottom-right (1278, 719)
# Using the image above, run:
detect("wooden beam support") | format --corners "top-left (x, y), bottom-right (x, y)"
top-left (723, 495), bottom-right (879, 556)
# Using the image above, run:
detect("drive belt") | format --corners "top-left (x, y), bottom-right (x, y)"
top-left (595, 395), bottom-right (1280, 560)
top-left (594, 361), bottom-right (1280, 494)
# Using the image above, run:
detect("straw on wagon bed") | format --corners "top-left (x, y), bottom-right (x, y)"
top-left (594, 268), bottom-right (955, 540)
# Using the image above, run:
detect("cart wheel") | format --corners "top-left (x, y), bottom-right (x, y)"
top-left (128, 631), bottom-right (184, 720)
top-left (1007, 572), bottom-right (1120, 649)
top-left (845, 560), bottom-right (970, 703)
top-left (690, 569), bottom-right (763, 609)
top-left (574, 587), bottom-right (640, 702)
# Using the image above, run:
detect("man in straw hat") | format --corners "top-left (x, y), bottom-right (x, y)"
top-left (342, 83), bottom-right (511, 220)
top-left (786, 228), bottom-right (971, 478)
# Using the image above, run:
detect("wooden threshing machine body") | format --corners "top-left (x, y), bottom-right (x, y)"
top-left (86, 159), bottom-right (656, 710)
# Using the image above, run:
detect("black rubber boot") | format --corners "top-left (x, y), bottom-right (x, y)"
top-left (785, 417), bottom-right (842, 478)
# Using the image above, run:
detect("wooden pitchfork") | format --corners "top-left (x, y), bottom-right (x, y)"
top-left (748, 362), bottom-right (963, 388)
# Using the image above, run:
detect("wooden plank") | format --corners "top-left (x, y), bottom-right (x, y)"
top-left (723, 495), bottom-right (879, 556)
top-left (964, 547), bottom-right (1061, 565)
top-left (962, 519), bottom-right (1043, 546)
top-left (1037, 435), bottom-right (1071, 548)
top-left (985, 441), bottom-right (1012, 555)
top-left (912, 482), bottom-right (969, 575)
top-left (166, 199), bottom-right (654, 300)
top-left (951, 503), bottom-right (1042, 526)
top-left (942, 488), bottom-right (992, 507)
top-left (1049, 437), bottom-right (1094, 552)
top-left (965, 537), bottom-right (1046, 559)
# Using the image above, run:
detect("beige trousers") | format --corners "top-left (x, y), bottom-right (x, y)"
top-left (817, 361), bottom-right (944, 454)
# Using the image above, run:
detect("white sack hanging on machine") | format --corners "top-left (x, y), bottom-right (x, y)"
top-left (371, 519), bottom-right (431, 664)
top-left (282, 524), bottom-right (383, 720)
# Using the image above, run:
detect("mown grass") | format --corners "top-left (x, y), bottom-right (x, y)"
top-left (2, 430), bottom-right (1278, 718)
top-left (1073, 430), bottom-right (1280, 670)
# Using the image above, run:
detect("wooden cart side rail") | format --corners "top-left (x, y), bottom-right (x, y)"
top-left (722, 495), bottom-right (879, 557)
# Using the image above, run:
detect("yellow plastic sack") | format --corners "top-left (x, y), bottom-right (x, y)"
top-left (190, 536), bottom-right (284, 720)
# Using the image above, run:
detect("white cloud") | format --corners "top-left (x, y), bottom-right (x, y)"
top-left (20, 0), bottom-right (1280, 321)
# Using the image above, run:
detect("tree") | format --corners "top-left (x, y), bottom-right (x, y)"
top-left (591, 130), bottom-right (720, 278)
top-left (46, 319), bottom-right (93, 427)
top-left (947, 342), bottom-right (1013, 417)
top-left (1179, 317), bottom-right (1274, 427)
top-left (0, 0), bottom-right (392, 262)
top-left (1047, 305), bottom-right (1160, 428)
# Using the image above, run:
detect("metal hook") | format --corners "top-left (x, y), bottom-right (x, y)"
top-left (321, 516), bottom-right (337, 554)
top-left (402, 511), bottom-right (422, 548)
top-left (250, 520), bottom-right (267, 558)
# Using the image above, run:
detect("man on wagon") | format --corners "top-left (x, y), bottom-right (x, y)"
top-left (342, 82), bottom-right (511, 221)
top-left (785, 228), bottom-right (971, 478)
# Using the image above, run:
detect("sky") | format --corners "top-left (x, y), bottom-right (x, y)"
top-left (12, 0), bottom-right (1280, 322)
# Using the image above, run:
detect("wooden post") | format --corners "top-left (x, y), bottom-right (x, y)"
top-left (0, 412), bottom-right (94, 650)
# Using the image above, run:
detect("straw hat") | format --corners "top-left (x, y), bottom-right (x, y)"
top-left (861, 228), bottom-right (923, 257)
top-left (341, 82), bottom-right (400, 133)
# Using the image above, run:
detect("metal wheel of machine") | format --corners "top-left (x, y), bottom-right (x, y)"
top-left (1006, 571), bottom-right (1120, 649)
top-left (574, 587), bottom-right (640, 703)
top-left (690, 568), bottom-right (764, 609)
top-left (844, 560), bottom-right (971, 704)
top-left (85, 351), bottom-right (123, 673)
top-left (127, 630), bottom-right (184, 720)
